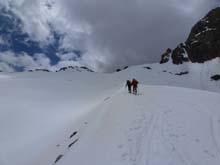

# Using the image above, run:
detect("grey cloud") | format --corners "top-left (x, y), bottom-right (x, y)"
top-left (0, 0), bottom-right (219, 72)
top-left (0, 52), bottom-right (52, 72)
top-left (60, 0), bottom-right (219, 71)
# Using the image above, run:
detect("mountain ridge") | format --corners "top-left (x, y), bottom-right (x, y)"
top-left (160, 7), bottom-right (220, 65)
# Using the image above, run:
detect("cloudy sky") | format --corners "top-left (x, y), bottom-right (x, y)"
top-left (0, 0), bottom-right (219, 72)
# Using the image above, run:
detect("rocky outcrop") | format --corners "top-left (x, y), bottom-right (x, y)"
top-left (56, 66), bottom-right (94, 72)
top-left (115, 66), bottom-right (129, 72)
top-left (211, 75), bottom-right (220, 81)
top-left (35, 69), bottom-right (50, 72)
top-left (160, 48), bottom-right (172, 64)
top-left (28, 69), bottom-right (50, 72)
top-left (185, 7), bottom-right (220, 63)
top-left (160, 7), bottom-right (220, 64)
top-left (171, 43), bottom-right (189, 64)
top-left (54, 155), bottom-right (63, 164)
top-left (27, 66), bottom-right (94, 73)
top-left (175, 71), bottom-right (189, 76)
top-left (143, 66), bottom-right (152, 70)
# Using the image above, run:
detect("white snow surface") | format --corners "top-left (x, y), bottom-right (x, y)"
top-left (0, 59), bottom-right (220, 165)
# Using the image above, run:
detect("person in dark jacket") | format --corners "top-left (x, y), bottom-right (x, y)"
top-left (131, 78), bottom-right (139, 94)
top-left (126, 80), bottom-right (132, 93)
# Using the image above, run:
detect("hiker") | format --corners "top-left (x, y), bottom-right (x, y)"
top-left (131, 78), bottom-right (139, 94)
top-left (126, 80), bottom-right (132, 93)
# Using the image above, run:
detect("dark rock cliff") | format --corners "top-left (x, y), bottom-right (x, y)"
top-left (160, 7), bottom-right (220, 64)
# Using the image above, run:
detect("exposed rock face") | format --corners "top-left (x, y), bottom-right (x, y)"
top-left (171, 43), bottom-right (189, 64)
top-left (186, 7), bottom-right (220, 63)
top-left (27, 66), bottom-right (94, 73)
top-left (175, 71), bottom-right (189, 76)
top-left (143, 66), bottom-right (152, 70)
top-left (160, 7), bottom-right (220, 64)
top-left (160, 48), bottom-right (172, 64)
top-left (211, 75), bottom-right (220, 81)
top-left (35, 69), bottom-right (50, 72)
top-left (115, 66), bottom-right (129, 72)
top-left (28, 69), bottom-right (50, 72)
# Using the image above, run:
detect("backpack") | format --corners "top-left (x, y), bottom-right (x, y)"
top-left (132, 79), bottom-right (139, 86)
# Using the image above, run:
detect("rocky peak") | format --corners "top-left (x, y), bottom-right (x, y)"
top-left (160, 7), bottom-right (220, 64)
top-left (185, 7), bottom-right (220, 63)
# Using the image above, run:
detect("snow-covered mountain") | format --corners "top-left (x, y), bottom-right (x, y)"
top-left (0, 6), bottom-right (220, 165)
top-left (0, 59), bottom-right (220, 165)
top-left (27, 66), bottom-right (94, 73)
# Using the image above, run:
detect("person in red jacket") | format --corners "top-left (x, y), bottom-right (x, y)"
top-left (131, 78), bottom-right (139, 94)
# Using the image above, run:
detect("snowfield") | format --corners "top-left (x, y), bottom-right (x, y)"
top-left (0, 60), bottom-right (220, 165)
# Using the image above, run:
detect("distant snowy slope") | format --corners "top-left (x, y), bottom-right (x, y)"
top-left (0, 60), bottom-right (220, 165)
top-left (115, 59), bottom-right (220, 93)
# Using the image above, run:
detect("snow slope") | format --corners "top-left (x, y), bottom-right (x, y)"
top-left (0, 60), bottom-right (220, 165)
top-left (58, 86), bottom-right (220, 165)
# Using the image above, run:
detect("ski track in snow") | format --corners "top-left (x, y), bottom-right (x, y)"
top-left (116, 89), bottom-right (220, 165)
top-left (120, 101), bottom-right (170, 164)
top-left (125, 105), bottom-right (190, 165)
top-left (53, 85), bottom-right (220, 165)
top-left (126, 107), bottom-right (155, 165)
top-left (210, 117), bottom-right (220, 155)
